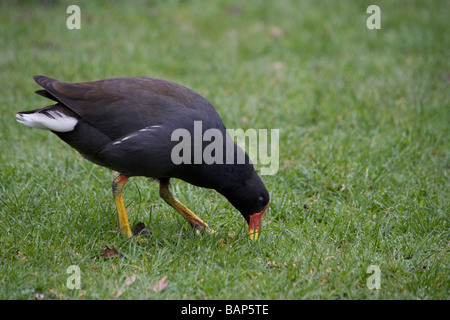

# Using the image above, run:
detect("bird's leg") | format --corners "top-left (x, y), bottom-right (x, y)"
top-left (112, 174), bottom-right (132, 238)
top-left (159, 179), bottom-right (213, 234)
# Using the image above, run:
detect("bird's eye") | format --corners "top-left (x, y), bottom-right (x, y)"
top-left (258, 196), bottom-right (265, 205)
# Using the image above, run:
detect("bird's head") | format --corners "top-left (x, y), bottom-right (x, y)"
top-left (219, 169), bottom-right (270, 240)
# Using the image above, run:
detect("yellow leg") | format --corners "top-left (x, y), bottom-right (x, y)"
top-left (159, 179), bottom-right (212, 234)
top-left (112, 174), bottom-right (132, 238)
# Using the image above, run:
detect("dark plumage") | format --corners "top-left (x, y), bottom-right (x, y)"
top-left (16, 76), bottom-right (269, 239)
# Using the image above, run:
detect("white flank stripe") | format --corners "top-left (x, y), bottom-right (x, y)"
top-left (16, 110), bottom-right (78, 132)
top-left (113, 126), bottom-right (162, 146)
top-left (112, 132), bottom-right (139, 146)
top-left (139, 125), bottom-right (162, 132)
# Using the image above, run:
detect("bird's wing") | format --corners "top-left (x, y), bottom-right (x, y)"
top-left (33, 75), bottom-right (214, 141)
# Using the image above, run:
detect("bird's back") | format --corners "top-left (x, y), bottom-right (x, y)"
top-left (18, 76), bottom-right (233, 183)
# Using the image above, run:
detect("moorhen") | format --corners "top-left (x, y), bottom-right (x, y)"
top-left (16, 76), bottom-right (269, 240)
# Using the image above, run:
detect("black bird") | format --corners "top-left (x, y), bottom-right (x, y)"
top-left (16, 76), bottom-right (269, 240)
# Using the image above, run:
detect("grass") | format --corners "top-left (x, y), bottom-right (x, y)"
top-left (0, 0), bottom-right (448, 300)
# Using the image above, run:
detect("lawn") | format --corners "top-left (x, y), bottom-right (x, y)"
top-left (0, 0), bottom-right (448, 300)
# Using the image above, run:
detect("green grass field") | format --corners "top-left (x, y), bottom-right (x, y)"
top-left (0, 0), bottom-right (448, 300)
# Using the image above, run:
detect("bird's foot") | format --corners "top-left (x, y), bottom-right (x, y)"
top-left (193, 223), bottom-right (215, 235)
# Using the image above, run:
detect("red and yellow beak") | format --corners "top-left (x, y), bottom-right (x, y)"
top-left (249, 203), bottom-right (269, 241)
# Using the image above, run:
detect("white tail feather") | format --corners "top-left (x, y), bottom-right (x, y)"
top-left (16, 110), bottom-right (77, 132)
